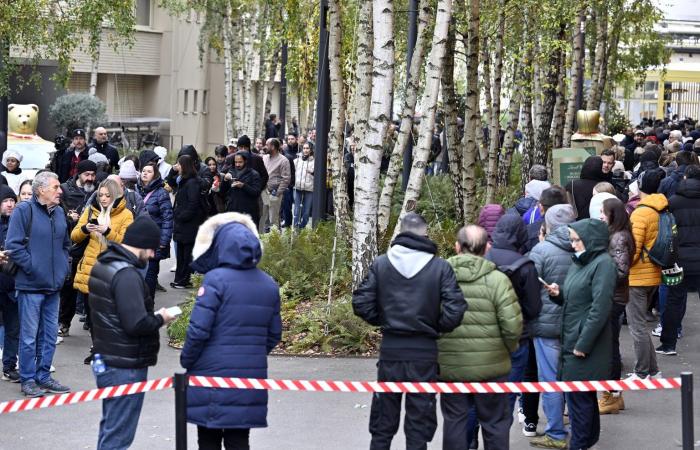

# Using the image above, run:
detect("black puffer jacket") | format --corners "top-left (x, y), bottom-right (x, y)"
top-left (669, 178), bottom-right (700, 276)
top-left (60, 176), bottom-right (92, 230)
top-left (352, 232), bottom-right (467, 362)
top-left (565, 156), bottom-right (608, 220)
top-left (166, 145), bottom-right (213, 192)
top-left (173, 175), bottom-right (204, 243)
top-left (221, 167), bottom-right (263, 225)
top-left (486, 214), bottom-right (543, 339)
top-left (89, 243), bottom-right (163, 369)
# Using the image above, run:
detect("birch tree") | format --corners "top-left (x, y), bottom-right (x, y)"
top-left (376, 0), bottom-right (431, 239)
top-left (350, 1), bottom-right (374, 176)
top-left (393, 0), bottom-right (453, 238)
top-left (223, 1), bottom-right (235, 142)
top-left (461, 0), bottom-right (480, 222)
top-left (563, 8), bottom-right (585, 147)
top-left (352, 0), bottom-right (395, 288)
top-left (442, 18), bottom-right (464, 219)
top-left (485, 0), bottom-right (506, 204)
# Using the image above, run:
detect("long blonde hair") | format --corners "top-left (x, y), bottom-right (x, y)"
top-left (96, 178), bottom-right (124, 228)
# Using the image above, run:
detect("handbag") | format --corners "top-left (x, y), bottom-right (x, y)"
top-left (0, 205), bottom-right (33, 276)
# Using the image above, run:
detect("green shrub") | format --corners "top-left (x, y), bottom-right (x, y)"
top-left (48, 93), bottom-right (108, 134)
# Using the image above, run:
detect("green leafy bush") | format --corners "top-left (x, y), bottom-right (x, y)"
top-left (48, 93), bottom-right (108, 134)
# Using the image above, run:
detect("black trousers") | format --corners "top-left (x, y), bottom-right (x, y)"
top-left (174, 241), bottom-right (194, 286)
top-left (58, 257), bottom-right (80, 328)
top-left (369, 360), bottom-right (438, 450)
top-left (610, 302), bottom-right (626, 379)
top-left (522, 338), bottom-right (540, 425)
top-left (441, 378), bottom-right (510, 450)
top-left (197, 426), bottom-right (249, 450)
top-left (662, 276), bottom-right (700, 349)
top-left (565, 391), bottom-right (600, 450)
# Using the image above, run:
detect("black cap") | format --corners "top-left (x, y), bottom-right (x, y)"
top-left (72, 129), bottom-right (86, 138)
top-left (77, 160), bottom-right (98, 175)
top-left (122, 216), bottom-right (162, 250)
top-left (237, 135), bottom-right (251, 149)
top-left (0, 185), bottom-right (16, 203)
top-left (639, 168), bottom-right (665, 195)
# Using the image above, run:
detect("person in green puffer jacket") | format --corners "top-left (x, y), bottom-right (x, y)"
top-left (544, 219), bottom-right (617, 450)
top-left (438, 225), bottom-right (522, 450)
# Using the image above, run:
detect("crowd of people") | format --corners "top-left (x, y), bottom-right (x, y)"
top-left (352, 118), bottom-right (700, 450)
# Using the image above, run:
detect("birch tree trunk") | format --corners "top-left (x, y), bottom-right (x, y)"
top-left (563, 9), bottom-right (584, 147)
top-left (479, 35), bottom-right (491, 164)
top-left (352, 0), bottom-right (394, 289)
top-left (498, 72), bottom-right (521, 187)
top-left (327, 0), bottom-right (350, 237)
top-left (520, 13), bottom-right (535, 192)
top-left (393, 0), bottom-right (453, 239)
top-left (461, 0), bottom-right (480, 223)
top-left (485, 2), bottom-right (506, 204)
top-left (587, 7), bottom-right (608, 111)
top-left (551, 51), bottom-right (568, 150)
top-left (442, 19), bottom-right (464, 219)
top-left (376, 0), bottom-right (430, 239)
top-left (89, 57), bottom-right (98, 96)
top-left (223, 2), bottom-right (235, 143)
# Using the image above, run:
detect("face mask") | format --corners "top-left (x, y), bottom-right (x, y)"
top-left (575, 250), bottom-right (585, 258)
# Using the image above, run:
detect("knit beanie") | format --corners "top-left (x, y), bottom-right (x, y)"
top-left (122, 216), bottom-right (161, 250)
top-left (588, 192), bottom-right (617, 221)
top-left (525, 180), bottom-right (551, 201)
top-left (119, 160), bottom-right (139, 181)
top-left (0, 185), bottom-right (16, 203)
top-left (638, 168), bottom-right (665, 195)
top-left (237, 135), bottom-right (252, 149)
top-left (545, 204), bottom-right (576, 230)
top-left (88, 153), bottom-right (109, 165)
top-left (77, 160), bottom-right (98, 175)
top-left (153, 146), bottom-right (168, 160)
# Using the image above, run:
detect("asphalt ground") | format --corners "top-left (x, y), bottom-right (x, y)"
top-left (1, 258), bottom-right (699, 449)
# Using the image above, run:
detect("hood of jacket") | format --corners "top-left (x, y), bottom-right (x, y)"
top-left (90, 195), bottom-right (126, 215)
top-left (512, 196), bottom-right (537, 215)
top-left (491, 213), bottom-right (528, 251)
top-left (478, 204), bottom-right (506, 228)
top-left (546, 225), bottom-right (575, 252)
top-left (676, 178), bottom-right (700, 198)
top-left (387, 232), bottom-right (437, 279)
top-left (191, 212), bottom-right (261, 273)
top-left (448, 253), bottom-right (496, 283)
top-left (569, 219), bottom-right (609, 264)
top-left (177, 145), bottom-right (200, 164)
top-left (638, 192), bottom-right (669, 212)
top-left (580, 156), bottom-right (607, 181)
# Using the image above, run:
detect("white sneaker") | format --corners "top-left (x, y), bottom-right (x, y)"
top-left (56, 336), bottom-right (63, 345)
top-left (50, 365), bottom-right (56, 373)
top-left (652, 324), bottom-right (662, 337)
top-left (169, 265), bottom-right (176, 272)
top-left (517, 407), bottom-right (526, 424)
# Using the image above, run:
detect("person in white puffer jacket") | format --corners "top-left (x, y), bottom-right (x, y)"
top-left (293, 142), bottom-right (314, 229)
top-left (1, 150), bottom-right (27, 195)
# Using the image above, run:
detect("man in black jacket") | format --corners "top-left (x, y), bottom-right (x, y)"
top-left (353, 213), bottom-right (467, 450)
top-left (486, 213), bottom-right (543, 436)
top-left (89, 216), bottom-right (176, 449)
top-left (59, 129), bottom-right (89, 182)
top-left (0, 185), bottom-right (19, 383)
top-left (90, 127), bottom-right (120, 172)
top-left (658, 165), bottom-right (700, 355)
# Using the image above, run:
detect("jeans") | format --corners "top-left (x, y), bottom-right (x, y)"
top-left (17, 291), bottom-right (60, 384)
top-left (145, 259), bottom-right (161, 298)
top-left (565, 392), bottom-right (600, 450)
top-left (259, 191), bottom-right (270, 234)
top-left (174, 241), bottom-right (194, 286)
top-left (658, 284), bottom-right (667, 327)
top-left (662, 276), bottom-right (700, 350)
top-left (610, 302), bottom-right (626, 379)
top-left (626, 286), bottom-right (659, 377)
top-left (268, 192), bottom-right (282, 228)
top-left (95, 366), bottom-right (148, 450)
top-left (0, 293), bottom-right (19, 372)
top-left (197, 426), bottom-right (250, 450)
top-left (282, 188), bottom-right (293, 227)
top-left (369, 360), bottom-right (438, 450)
top-left (533, 337), bottom-right (567, 440)
top-left (293, 189), bottom-right (313, 229)
top-left (507, 340), bottom-right (533, 422)
top-left (59, 257), bottom-right (80, 328)
top-left (440, 377), bottom-right (510, 450)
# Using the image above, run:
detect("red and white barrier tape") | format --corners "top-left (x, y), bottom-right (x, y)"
top-left (0, 375), bottom-right (682, 415)
top-left (188, 376), bottom-right (682, 394)
top-left (0, 376), bottom-right (172, 415)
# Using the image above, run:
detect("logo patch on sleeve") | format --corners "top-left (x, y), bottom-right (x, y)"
top-left (197, 286), bottom-right (206, 297)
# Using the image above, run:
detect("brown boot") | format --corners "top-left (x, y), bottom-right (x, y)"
top-left (618, 392), bottom-right (625, 410)
top-left (598, 391), bottom-right (621, 414)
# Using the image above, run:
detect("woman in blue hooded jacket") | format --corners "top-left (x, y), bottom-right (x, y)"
top-left (181, 212), bottom-right (282, 449)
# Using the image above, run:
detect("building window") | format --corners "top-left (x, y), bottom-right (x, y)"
top-left (136, 0), bottom-right (151, 27)
top-left (183, 89), bottom-right (189, 114)
top-left (202, 90), bottom-right (208, 114)
top-left (193, 90), bottom-right (198, 113)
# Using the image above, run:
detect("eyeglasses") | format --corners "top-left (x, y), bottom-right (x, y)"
top-left (570, 238), bottom-right (582, 244)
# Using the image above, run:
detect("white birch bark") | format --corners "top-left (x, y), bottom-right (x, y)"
top-left (223, 1), bottom-right (235, 143)
top-left (442, 19), bottom-right (463, 219)
top-left (485, 1), bottom-right (505, 204)
top-left (392, 0), bottom-right (453, 239)
top-left (376, 0), bottom-right (430, 239)
top-left (563, 9), bottom-right (585, 147)
top-left (351, 1), bottom-right (374, 170)
top-left (461, 0), bottom-right (480, 222)
top-left (352, 0), bottom-right (394, 289)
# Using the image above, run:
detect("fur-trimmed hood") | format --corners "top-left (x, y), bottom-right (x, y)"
top-left (191, 212), bottom-right (261, 273)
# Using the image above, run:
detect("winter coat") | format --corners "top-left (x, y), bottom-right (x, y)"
top-left (220, 167), bottom-right (263, 226)
top-left (629, 193), bottom-right (668, 287)
top-left (90, 141), bottom-right (120, 171)
top-left (181, 213), bottom-right (282, 429)
top-left (224, 152), bottom-right (269, 192)
top-left (508, 196), bottom-right (537, 217)
top-left (90, 243), bottom-right (163, 368)
top-left (486, 214), bottom-right (543, 340)
top-left (552, 219), bottom-right (616, 381)
top-left (136, 178), bottom-right (173, 259)
top-left (5, 199), bottom-right (71, 292)
top-left (71, 196), bottom-right (134, 294)
top-left (294, 156), bottom-right (314, 192)
top-left (59, 148), bottom-right (89, 183)
top-left (669, 178), bottom-right (700, 276)
top-left (609, 230), bottom-right (633, 305)
top-left (173, 176), bottom-right (204, 243)
top-left (438, 253), bottom-right (522, 382)
top-left (528, 226), bottom-right (574, 339)
top-left (1, 170), bottom-right (27, 195)
top-left (263, 153), bottom-right (291, 194)
top-left (0, 213), bottom-right (15, 294)
top-left (659, 165), bottom-right (687, 199)
top-left (353, 232), bottom-right (467, 362)
top-left (626, 194), bottom-right (640, 215)
top-left (60, 177), bottom-right (92, 230)
top-left (477, 204), bottom-right (505, 241)
top-left (565, 156), bottom-right (608, 220)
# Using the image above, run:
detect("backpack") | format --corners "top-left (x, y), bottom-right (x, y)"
top-left (640, 206), bottom-right (683, 284)
top-left (497, 256), bottom-right (532, 279)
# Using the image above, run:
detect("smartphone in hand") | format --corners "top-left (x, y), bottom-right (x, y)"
top-left (166, 306), bottom-right (183, 317)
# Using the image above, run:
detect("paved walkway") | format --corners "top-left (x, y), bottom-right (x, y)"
top-left (1, 259), bottom-right (698, 449)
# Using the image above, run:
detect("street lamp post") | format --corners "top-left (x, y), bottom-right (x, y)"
top-left (312, 0), bottom-right (330, 226)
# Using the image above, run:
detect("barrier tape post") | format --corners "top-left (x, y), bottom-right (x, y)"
top-left (681, 372), bottom-right (694, 450)
top-left (174, 373), bottom-right (188, 450)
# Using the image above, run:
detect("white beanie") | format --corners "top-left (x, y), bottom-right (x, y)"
top-left (2, 150), bottom-right (23, 167)
top-left (153, 146), bottom-right (168, 160)
top-left (525, 180), bottom-right (551, 201)
top-left (588, 192), bottom-right (617, 221)
top-left (88, 152), bottom-right (109, 165)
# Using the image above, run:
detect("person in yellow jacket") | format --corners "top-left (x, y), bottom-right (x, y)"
top-left (71, 178), bottom-right (134, 334)
top-left (627, 168), bottom-right (666, 381)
